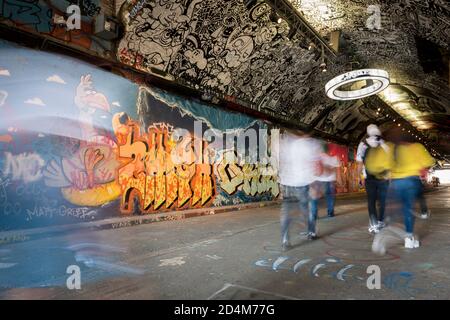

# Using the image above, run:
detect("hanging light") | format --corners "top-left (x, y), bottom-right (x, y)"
top-left (325, 69), bottom-right (390, 100)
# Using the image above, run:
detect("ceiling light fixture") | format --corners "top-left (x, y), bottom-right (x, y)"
top-left (325, 69), bottom-right (390, 101)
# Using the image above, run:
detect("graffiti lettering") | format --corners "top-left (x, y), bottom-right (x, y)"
top-left (217, 151), bottom-right (279, 197)
top-left (0, 0), bottom-right (51, 32)
top-left (0, 233), bottom-right (29, 244)
top-left (26, 205), bottom-right (96, 220)
top-left (3, 152), bottom-right (45, 183)
top-left (66, 0), bottom-right (100, 17)
top-left (117, 121), bottom-right (215, 213)
top-left (0, 175), bottom-right (10, 205)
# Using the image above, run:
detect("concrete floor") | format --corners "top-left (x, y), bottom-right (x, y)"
top-left (1, 187), bottom-right (449, 300)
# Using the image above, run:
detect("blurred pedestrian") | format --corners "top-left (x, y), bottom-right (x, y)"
top-left (356, 124), bottom-right (390, 234)
top-left (384, 127), bottom-right (435, 248)
top-left (310, 144), bottom-right (339, 219)
top-left (277, 129), bottom-right (323, 250)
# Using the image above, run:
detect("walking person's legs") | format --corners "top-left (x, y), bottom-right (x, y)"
top-left (402, 179), bottom-right (420, 235)
top-left (392, 178), bottom-right (421, 248)
top-left (281, 185), bottom-right (311, 249)
top-left (280, 185), bottom-right (294, 248)
top-left (418, 181), bottom-right (430, 219)
top-left (307, 182), bottom-right (320, 239)
top-left (309, 198), bottom-right (318, 237)
top-left (377, 180), bottom-right (389, 228)
top-left (326, 181), bottom-right (336, 217)
top-left (403, 182), bottom-right (418, 249)
top-left (365, 179), bottom-right (379, 232)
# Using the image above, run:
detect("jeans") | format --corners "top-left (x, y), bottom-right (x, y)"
top-left (365, 178), bottom-right (388, 227)
top-left (391, 177), bottom-right (421, 234)
top-left (280, 185), bottom-right (312, 243)
top-left (418, 181), bottom-right (428, 214)
top-left (310, 181), bottom-right (336, 219)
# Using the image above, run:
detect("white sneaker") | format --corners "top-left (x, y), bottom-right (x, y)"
top-left (368, 225), bottom-right (379, 234)
top-left (377, 221), bottom-right (386, 229)
top-left (404, 236), bottom-right (420, 249)
top-left (420, 211), bottom-right (430, 219)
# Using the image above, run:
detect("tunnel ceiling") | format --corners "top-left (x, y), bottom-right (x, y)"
top-left (285, 0), bottom-right (450, 159)
top-left (116, 0), bottom-right (450, 160)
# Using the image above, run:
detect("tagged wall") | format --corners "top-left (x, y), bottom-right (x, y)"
top-left (328, 143), bottom-right (363, 194)
top-left (0, 40), bottom-right (279, 231)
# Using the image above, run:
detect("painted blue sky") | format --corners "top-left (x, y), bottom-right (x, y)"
top-left (0, 39), bottom-right (138, 135)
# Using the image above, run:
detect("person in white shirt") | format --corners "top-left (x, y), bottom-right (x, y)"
top-left (277, 129), bottom-right (323, 250)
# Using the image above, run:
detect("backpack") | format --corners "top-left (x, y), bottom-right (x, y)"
top-left (361, 141), bottom-right (375, 179)
top-left (362, 140), bottom-right (389, 180)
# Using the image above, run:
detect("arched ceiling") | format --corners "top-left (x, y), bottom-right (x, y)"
top-left (116, 0), bottom-right (450, 160)
top-left (283, 0), bottom-right (450, 159)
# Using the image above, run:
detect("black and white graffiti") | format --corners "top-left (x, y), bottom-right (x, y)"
top-left (287, 0), bottom-right (449, 152)
top-left (117, 0), bottom-right (449, 156)
top-left (118, 0), bottom-right (321, 123)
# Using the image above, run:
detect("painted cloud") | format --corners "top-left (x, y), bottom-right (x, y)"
top-left (46, 74), bottom-right (66, 84)
top-left (0, 69), bottom-right (10, 76)
top-left (25, 97), bottom-right (46, 106)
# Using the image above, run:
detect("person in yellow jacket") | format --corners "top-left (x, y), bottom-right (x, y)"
top-left (366, 127), bottom-right (435, 249)
top-left (357, 124), bottom-right (390, 234)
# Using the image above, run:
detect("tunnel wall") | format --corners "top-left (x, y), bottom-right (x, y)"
top-left (0, 40), bottom-right (361, 231)
top-left (0, 39), bottom-right (279, 231)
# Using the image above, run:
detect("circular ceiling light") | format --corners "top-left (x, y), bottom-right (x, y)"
top-left (325, 69), bottom-right (390, 101)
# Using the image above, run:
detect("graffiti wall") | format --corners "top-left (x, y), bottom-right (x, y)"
top-left (117, 0), bottom-right (321, 119)
top-left (0, 39), bottom-right (279, 231)
top-left (328, 143), bottom-right (363, 194)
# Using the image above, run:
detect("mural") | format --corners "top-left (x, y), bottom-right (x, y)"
top-left (117, 0), bottom-right (321, 120)
top-left (115, 0), bottom-right (449, 156)
top-left (328, 143), bottom-right (362, 194)
top-left (115, 120), bottom-right (217, 213)
top-left (0, 40), bottom-right (279, 230)
top-left (4, 0), bottom-right (446, 156)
